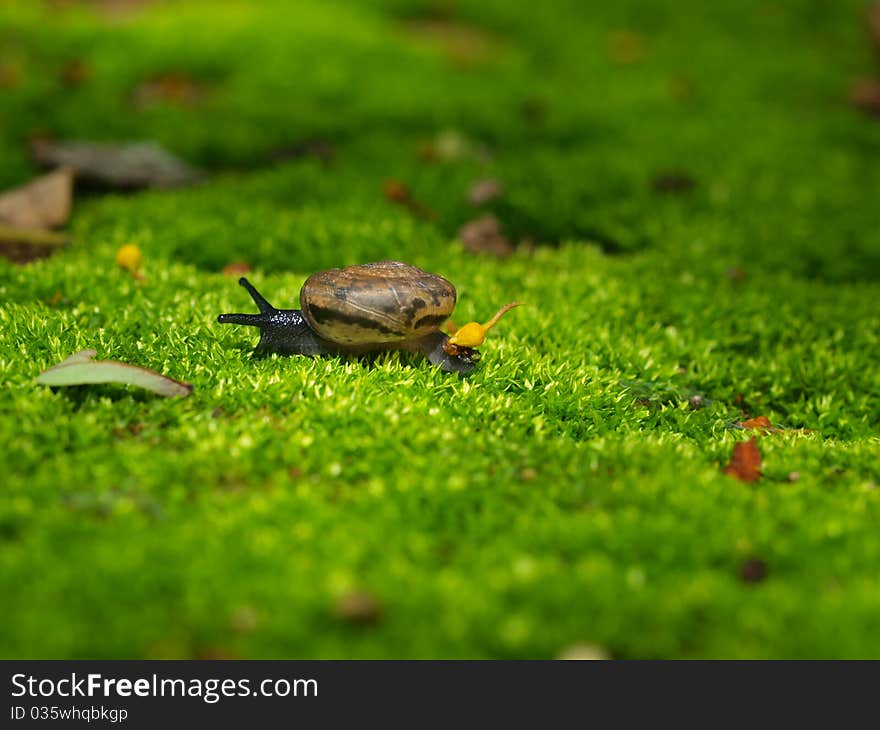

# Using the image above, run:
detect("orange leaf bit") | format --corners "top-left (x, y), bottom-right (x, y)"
top-left (222, 261), bottom-right (251, 276)
top-left (723, 438), bottom-right (762, 483)
top-left (738, 415), bottom-right (781, 433)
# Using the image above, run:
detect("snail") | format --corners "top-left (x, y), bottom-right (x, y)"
top-left (217, 260), bottom-right (519, 375)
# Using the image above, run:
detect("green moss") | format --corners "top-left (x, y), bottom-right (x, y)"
top-left (1, 0), bottom-right (879, 658)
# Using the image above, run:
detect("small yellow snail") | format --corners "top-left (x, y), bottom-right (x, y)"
top-left (443, 301), bottom-right (522, 357)
top-left (217, 260), bottom-right (519, 375)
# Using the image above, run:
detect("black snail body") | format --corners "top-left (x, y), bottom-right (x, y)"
top-left (217, 260), bottom-right (520, 375)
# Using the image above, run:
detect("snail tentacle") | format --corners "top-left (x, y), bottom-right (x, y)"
top-left (218, 278), bottom-right (336, 357)
top-left (238, 277), bottom-right (274, 314)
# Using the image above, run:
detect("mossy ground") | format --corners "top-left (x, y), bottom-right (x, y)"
top-left (1, 0), bottom-right (879, 658)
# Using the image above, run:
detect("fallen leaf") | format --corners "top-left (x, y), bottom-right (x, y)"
top-left (736, 416), bottom-right (814, 435)
top-left (0, 61), bottom-right (21, 89)
top-left (222, 261), bottom-right (251, 276)
top-left (60, 58), bottom-right (91, 87)
top-left (556, 643), bottom-right (611, 660)
top-left (383, 178), bottom-right (411, 203)
top-left (468, 177), bottom-right (503, 206)
top-left (31, 139), bottom-right (201, 189)
top-left (382, 179), bottom-right (436, 220)
top-left (132, 72), bottom-right (206, 109)
top-left (738, 415), bottom-right (777, 432)
top-left (608, 31), bottom-right (646, 65)
top-left (850, 77), bottom-right (880, 117)
top-left (520, 98), bottom-right (546, 124)
top-left (94, 0), bottom-right (153, 22)
top-left (196, 648), bottom-right (240, 660)
top-left (652, 172), bottom-right (696, 195)
top-left (0, 227), bottom-right (69, 263)
top-left (418, 129), bottom-right (491, 163)
top-left (723, 438), bottom-right (762, 482)
top-left (458, 214), bottom-right (513, 257)
top-left (335, 590), bottom-right (382, 624)
top-left (400, 18), bottom-right (502, 66)
top-left (269, 138), bottom-right (334, 165)
top-left (739, 558), bottom-right (768, 584)
top-left (869, 1), bottom-right (880, 52)
top-left (668, 75), bottom-right (695, 100)
top-left (0, 169), bottom-right (73, 263)
top-left (230, 606), bottom-right (259, 633)
top-left (36, 350), bottom-right (193, 398)
top-left (0, 168), bottom-right (74, 230)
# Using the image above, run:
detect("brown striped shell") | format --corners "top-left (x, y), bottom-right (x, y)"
top-left (300, 261), bottom-right (456, 346)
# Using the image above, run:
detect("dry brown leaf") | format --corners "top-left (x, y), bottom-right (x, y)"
top-left (418, 129), bottom-right (491, 164)
top-left (458, 214), bottom-right (513, 257)
top-left (222, 261), bottom-right (251, 276)
top-left (230, 606), bottom-right (259, 633)
top-left (334, 590), bottom-right (382, 624)
top-left (60, 58), bottom-right (92, 87)
top-left (520, 98), bottom-right (546, 124)
top-left (400, 18), bottom-right (502, 66)
top-left (556, 643), bottom-right (611, 660)
top-left (98, 0), bottom-right (152, 21)
top-left (739, 558), bottom-right (768, 584)
top-left (668, 75), bottom-right (695, 101)
top-left (383, 178), bottom-right (411, 203)
top-left (869, 1), bottom-right (880, 52)
top-left (31, 139), bottom-right (201, 190)
top-left (738, 415), bottom-right (777, 432)
top-left (652, 172), bottom-right (696, 195)
top-left (737, 416), bottom-right (814, 435)
top-left (195, 648), bottom-right (240, 660)
top-left (0, 229), bottom-right (69, 264)
top-left (132, 72), bottom-right (206, 109)
top-left (47, 0), bottom-right (152, 21)
top-left (468, 178), bottom-right (503, 206)
top-left (0, 169), bottom-right (74, 264)
top-left (723, 438), bottom-right (762, 482)
top-left (0, 61), bottom-right (21, 89)
top-left (850, 77), bottom-right (880, 117)
top-left (0, 168), bottom-right (74, 230)
top-left (382, 179), bottom-right (436, 220)
top-left (269, 138), bottom-right (335, 165)
top-left (608, 31), bottom-right (646, 65)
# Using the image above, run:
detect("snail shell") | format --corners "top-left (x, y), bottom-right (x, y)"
top-left (300, 260), bottom-right (456, 346)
